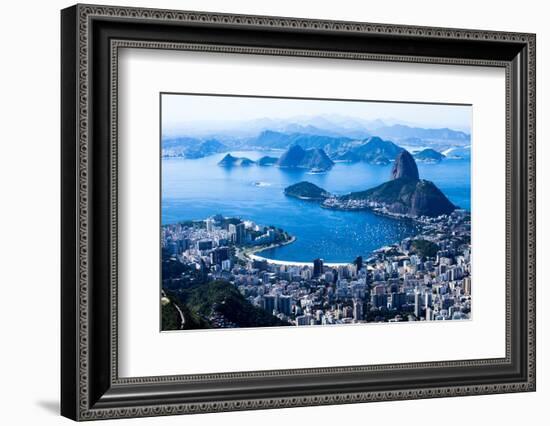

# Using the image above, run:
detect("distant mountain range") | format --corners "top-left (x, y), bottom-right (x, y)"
top-left (163, 114), bottom-right (381, 139)
top-left (248, 130), bottom-right (353, 152)
top-left (162, 138), bottom-right (228, 158)
top-left (162, 118), bottom-right (471, 161)
top-left (372, 124), bottom-right (470, 142)
top-left (333, 136), bottom-right (403, 164)
top-left (164, 114), bottom-right (469, 141)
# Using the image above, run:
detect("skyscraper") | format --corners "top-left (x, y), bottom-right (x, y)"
top-left (353, 299), bottom-right (364, 321)
top-left (234, 223), bottom-right (246, 244)
top-left (371, 293), bottom-right (388, 309)
top-left (205, 218), bottom-right (215, 232)
top-left (197, 239), bottom-right (213, 251)
top-left (211, 247), bottom-right (230, 265)
top-left (426, 307), bottom-right (433, 321)
top-left (331, 268), bottom-right (339, 283)
top-left (228, 222), bottom-right (246, 245)
top-left (221, 259), bottom-right (232, 271)
top-left (391, 292), bottom-right (407, 310)
top-left (424, 292), bottom-right (433, 310)
top-left (414, 290), bottom-right (422, 317)
top-left (278, 295), bottom-right (292, 316)
top-left (463, 276), bottom-right (472, 296)
top-left (263, 295), bottom-right (276, 315)
top-left (342, 306), bottom-right (353, 318)
top-left (313, 258), bottom-right (324, 278)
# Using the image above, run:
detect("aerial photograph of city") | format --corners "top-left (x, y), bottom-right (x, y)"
top-left (160, 93), bottom-right (472, 331)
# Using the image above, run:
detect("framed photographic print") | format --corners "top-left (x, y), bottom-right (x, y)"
top-left (61, 4), bottom-right (536, 421)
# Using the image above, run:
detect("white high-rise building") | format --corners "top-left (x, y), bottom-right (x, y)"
top-left (221, 259), bottom-right (232, 271)
top-left (205, 218), bottom-right (215, 232)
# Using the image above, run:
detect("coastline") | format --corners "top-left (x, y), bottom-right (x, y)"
top-left (241, 206), bottom-right (465, 267)
top-left (320, 202), bottom-right (456, 225)
top-left (286, 195), bottom-right (328, 201)
top-left (242, 236), bottom-right (352, 267)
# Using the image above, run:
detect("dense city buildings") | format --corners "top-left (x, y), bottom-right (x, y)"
top-left (161, 209), bottom-right (471, 329)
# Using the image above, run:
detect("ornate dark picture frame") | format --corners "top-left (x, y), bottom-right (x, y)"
top-left (61, 4), bottom-right (536, 421)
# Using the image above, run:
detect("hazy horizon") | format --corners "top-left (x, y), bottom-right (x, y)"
top-left (162, 93), bottom-right (472, 139)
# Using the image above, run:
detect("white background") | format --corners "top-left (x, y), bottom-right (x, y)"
top-left (0, 0), bottom-right (547, 425)
top-left (119, 49), bottom-right (505, 377)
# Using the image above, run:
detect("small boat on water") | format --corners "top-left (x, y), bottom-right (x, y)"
top-left (307, 167), bottom-right (327, 175)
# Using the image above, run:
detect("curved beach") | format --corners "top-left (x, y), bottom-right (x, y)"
top-left (244, 237), bottom-right (352, 267)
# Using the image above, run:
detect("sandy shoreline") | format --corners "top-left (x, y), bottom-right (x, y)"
top-left (247, 252), bottom-right (351, 267)
top-left (244, 237), bottom-right (352, 267)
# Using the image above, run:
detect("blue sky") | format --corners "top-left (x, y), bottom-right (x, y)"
top-left (162, 93), bottom-right (472, 137)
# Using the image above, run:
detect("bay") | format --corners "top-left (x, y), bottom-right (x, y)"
top-left (162, 151), bottom-right (470, 263)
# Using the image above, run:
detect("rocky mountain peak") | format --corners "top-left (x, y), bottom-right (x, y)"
top-left (391, 150), bottom-right (419, 180)
top-left (276, 144), bottom-right (334, 171)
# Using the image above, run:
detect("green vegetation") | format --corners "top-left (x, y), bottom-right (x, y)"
top-left (409, 239), bottom-right (439, 258)
top-left (162, 294), bottom-right (212, 330)
top-left (174, 280), bottom-right (291, 329)
top-left (284, 181), bottom-right (331, 201)
top-left (338, 177), bottom-right (456, 217)
top-left (161, 298), bottom-right (182, 330)
top-left (274, 228), bottom-right (292, 243)
top-left (340, 178), bottom-right (418, 203)
top-left (162, 256), bottom-right (207, 290)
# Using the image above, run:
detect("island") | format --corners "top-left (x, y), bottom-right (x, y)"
top-left (276, 144), bottom-right (334, 171)
top-left (256, 156), bottom-right (279, 166)
top-left (218, 153), bottom-right (255, 167)
top-left (414, 148), bottom-right (446, 163)
top-left (323, 150), bottom-right (456, 218)
top-left (284, 181), bottom-right (332, 201)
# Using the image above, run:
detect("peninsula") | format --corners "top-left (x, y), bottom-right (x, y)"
top-left (323, 150), bottom-right (456, 218)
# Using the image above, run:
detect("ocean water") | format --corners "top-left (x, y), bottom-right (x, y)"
top-left (162, 151), bottom-right (471, 263)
